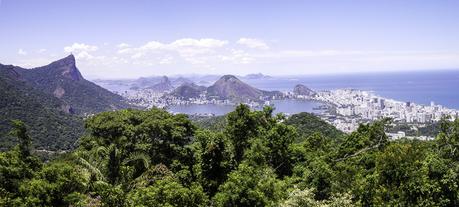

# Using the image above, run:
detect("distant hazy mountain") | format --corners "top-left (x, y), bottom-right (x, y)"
top-left (171, 77), bottom-right (193, 87)
top-left (170, 83), bottom-right (206, 99)
top-left (147, 76), bottom-right (174, 92)
top-left (293, 84), bottom-right (317, 97)
top-left (242, 73), bottom-right (272, 79)
top-left (207, 75), bottom-right (280, 102)
top-left (0, 55), bottom-right (132, 150)
top-left (130, 76), bottom-right (165, 89)
top-left (112, 76), bottom-right (192, 90)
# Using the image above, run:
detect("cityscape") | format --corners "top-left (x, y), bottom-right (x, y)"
top-left (116, 80), bottom-right (459, 139)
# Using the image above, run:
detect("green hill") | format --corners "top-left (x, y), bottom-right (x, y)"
top-left (0, 55), bottom-right (133, 151)
top-left (13, 55), bottom-right (131, 115)
top-left (284, 112), bottom-right (344, 141)
top-left (0, 66), bottom-right (83, 150)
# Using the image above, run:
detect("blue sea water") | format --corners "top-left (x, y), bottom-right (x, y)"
top-left (245, 70), bottom-right (459, 109)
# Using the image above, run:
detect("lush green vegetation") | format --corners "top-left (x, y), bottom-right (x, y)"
top-left (190, 115), bottom-right (227, 132)
top-left (0, 55), bottom-right (132, 151)
top-left (388, 122), bottom-right (441, 137)
top-left (1, 105), bottom-right (458, 206)
top-left (283, 112), bottom-right (345, 142)
top-left (0, 74), bottom-right (84, 151)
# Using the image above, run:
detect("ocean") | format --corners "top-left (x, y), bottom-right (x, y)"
top-left (95, 69), bottom-right (459, 112)
top-left (244, 70), bottom-right (459, 109)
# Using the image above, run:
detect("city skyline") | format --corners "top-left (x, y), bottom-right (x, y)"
top-left (1, 0), bottom-right (459, 79)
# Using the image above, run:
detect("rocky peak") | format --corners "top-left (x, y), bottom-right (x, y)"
top-left (207, 74), bottom-right (266, 102)
top-left (293, 84), bottom-right (316, 96)
top-left (160, 76), bottom-right (171, 84)
top-left (147, 76), bottom-right (174, 92)
top-left (47, 54), bottom-right (83, 81)
top-left (220, 75), bottom-right (239, 82)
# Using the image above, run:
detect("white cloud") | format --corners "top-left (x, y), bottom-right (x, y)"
top-left (170, 38), bottom-right (228, 48)
top-left (117, 43), bottom-right (130, 48)
top-left (18, 48), bottom-right (27, 56)
top-left (219, 49), bottom-right (254, 64)
top-left (37, 49), bottom-right (47, 53)
top-left (116, 38), bottom-right (229, 65)
top-left (237, 38), bottom-right (269, 50)
top-left (140, 41), bottom-right (165, 50)
top-left (159, 56), bottom-right (173, 65)
top-left (64, 43), bottom-right (98, 53)
top-left (63, 43), bottom-right (99, 61)
top-left (74, 51), bottom-right (94, 60)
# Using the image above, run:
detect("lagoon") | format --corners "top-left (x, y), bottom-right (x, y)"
top-left (168, 99), bottom-right (324, 116)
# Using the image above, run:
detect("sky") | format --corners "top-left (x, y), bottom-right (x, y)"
top-left (0, 0), bottom-right (459, 79)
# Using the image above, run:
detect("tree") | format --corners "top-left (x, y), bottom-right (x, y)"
top-left (126, 175), bottom-right (208, 207)
top-left (225, 104), bottom-right (260, 163)
top-left (79, 108), bottom-right (195, 186)
top-left (280, 187), bottom-right (354, 207)
top-left (213, 163), bottom-right (286, 207)
top-left (9, 120), bottom-right (32, 159)
top-left (335, 118), bottom-right (390, 162)
top-left (0, 120), bottom-right (41, 199)
top-left (436, 117), bottom-right (459, 160)
top-left (263, 123), bottom-right (296, 176)
top-left (193, 130), bottom-right (232, 195)
top-left (15, 162), bottom-right (88, 206)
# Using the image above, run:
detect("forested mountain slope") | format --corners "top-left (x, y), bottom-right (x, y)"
top-left (0, 55), bottom-right (132, 150)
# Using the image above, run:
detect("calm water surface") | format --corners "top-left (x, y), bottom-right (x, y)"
top-left (168, 100), bottom-right (324, 116)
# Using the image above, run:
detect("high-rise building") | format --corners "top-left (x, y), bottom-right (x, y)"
top-left (379, 99), bottom-right (385, 109)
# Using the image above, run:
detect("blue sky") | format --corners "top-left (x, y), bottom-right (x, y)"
top-left (1, 0), bottom-right (458, 79)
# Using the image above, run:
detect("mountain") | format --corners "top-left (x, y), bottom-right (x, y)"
top-left (171, 77), bottom-right (193, 87)
top-left (170, 83), bottom-right (206, 99)
top-left (0, 64), bottom-right (83, 150)
top-left (0, 55), bottom-right (133, 150)
top-left (130, 76), bottom-right (165, 89)
top-left (11, 55), bottom-right (131, 115)
top-left (293, 84), bottom-right (317, 97)
top-left (206, 75), bottom-right (280, 102)
top-left (242, 73), bottom-right (272, 79)
top-left (147, 76), bottom-right (174, 92)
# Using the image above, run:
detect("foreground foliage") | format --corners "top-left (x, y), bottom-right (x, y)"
top-left (1, 106), bottom-right (458, 206)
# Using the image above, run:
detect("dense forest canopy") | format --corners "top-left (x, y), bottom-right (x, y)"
top-left (1, 105), bottom-right (458, 206)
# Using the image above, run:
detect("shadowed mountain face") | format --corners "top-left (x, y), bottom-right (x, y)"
top-left (170, 83), bottom-right (206, 99)
top-left (11, 55), bottom-right (131, 115)
top-left (293, 84), bottom-right (317, 97)
top-left (206, 75), bottom-right (280, 102)
top-left (0, 55), bottom-right (133, 150)
top-left (147, 76), bottom-right (174, 92)
top-left (171, 77), bottom-right (193, 87)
